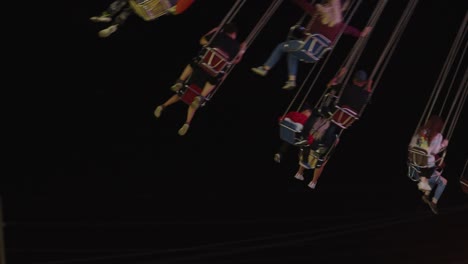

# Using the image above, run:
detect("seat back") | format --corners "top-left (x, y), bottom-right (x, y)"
top-left (331, 106), bottom-right (358, 129)
top-left (408, 146), bottom-right (430, 168)
top-left (290, 34), bottom-right (331, 63)
top-left (129, 0), bottom-right (172, 21)
top-left (279, 119), bottom-right (303, 145)
top-left (198, 47), bottom-right (232, 77)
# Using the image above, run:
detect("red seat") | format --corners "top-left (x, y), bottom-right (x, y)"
top-left (180, 84), bottom-right (202, 105)
top-left (331, 105), bottom-right (358, 129)
top-left (198, 47), bottom-right (231, 77)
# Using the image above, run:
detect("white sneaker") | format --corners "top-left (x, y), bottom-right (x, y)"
top-left (308, 181), bottom-right (316, 189)
top-left (282, 80), bottom-right (296, 90)
top-left (178, 123), bottom-right (190, 136)
top-left (251, 66), bottom-right (268, 77)
top-left (98, 25), bottom-right (118, 38)
top-left (417, 181), bottom-right (432, 191)
top-left (294, 173), bottom-right (304, 181)
top-left (90, 15), bottom-right (112, 23)
top-left (154, 105), bottom-right (164, 118)
top-left (274, 153), bottom-right (281, 163)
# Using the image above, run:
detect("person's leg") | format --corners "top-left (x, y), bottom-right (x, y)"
top-left (191, 82), bottom-right (215, 109)
top-left (274, 141), bottom-right (290, 163)
top-left (283, 53), bottom-right (299, 90)
top-left (154, 94), bottom-right (180, 118)
top-left (98, 1), bottom-right (132, 37)
top-left (171, 64), bottom-right (194, 92)
top-left (294, 164), bottom-right (305, 180)
top-left (178, 104), bottom-right (197, 136)
top-left (251, 41), bottom-right (287, 76)
top-left (430, 174), bottom-right (447, 204)
top-left (308, 160), bottom-right (327, 189)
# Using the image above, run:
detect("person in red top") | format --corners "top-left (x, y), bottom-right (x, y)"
top-left (274, 105), bottom-right (313, 163)
top-left (251, 0), bottom-right (372, 90)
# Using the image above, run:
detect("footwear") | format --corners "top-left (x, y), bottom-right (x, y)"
top-left (300, 161), bottom-right (312, 169)
top-left (421, 195), bottom-right (431, 205)
top-left (274, 153), bottom-right (281, 163)
top-left (251, 66), bottom-right (268, 77)
top-left (167, 6), bottom-right (177, 14)
top-left (294, 139), bottom-right (308, 146)
top-left (191, 96), bottom-right (203, 109)
top-left (98, 25), bottom-right (118, 38)
top-left (417, 180), bottom-right (432, 191)
top-left (90, 14), bottom-right (112, 23)
top-left (294, 173), bottom-right (304, 181)
top-left (154, 105), bottom-right (164, 118)
top-left (282, 80), bottom-right (296, 90)
top-left (428, 202), bottom-right (439, 215)
top-left (308, 181), bottom-right (316, 189)
top-left (178, 123), bottom-right (190, 136)
top-left (170, 81), bottom-right (184, 92)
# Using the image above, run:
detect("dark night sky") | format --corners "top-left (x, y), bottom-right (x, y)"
top-left (4, 0), bottom-right (468, 263)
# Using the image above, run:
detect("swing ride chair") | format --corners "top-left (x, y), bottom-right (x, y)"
top-left (406, 146), bottom-right (445, 182)
top-left (302, 135), bottom-right (339, 169)
top-left (331, 105), bottom-right (359, 129)
top-left (288, 33), bottom-right (332, 63)
top-left (129, 0), bottom-right (172, 21)
top-left (177, 47), bottom-right (232, 107)
top-left (279, 118), bottom-right (304, 145)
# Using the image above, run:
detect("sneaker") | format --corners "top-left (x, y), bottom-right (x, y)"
top-left (428, 202), bottom-right (439, 215)
top-left (178, 123), bottom-right (190, 136)
top-left (282, 80), bottom-right (296, 90)
top-left (421, 195), bottom-right (431, 205)
top-left (274, 153), bottom-right (281, 163)
top-left (294, 173), bottom-right (304, 181)
top-left (300, 161), bottom-right (312, 169)
top-left (294, 139), bottom-right (308, 146)
top-left (251, 66), bottom-right (268, 77)
top-left (90, 14), bottom-right (112, 23)
top-left (190, 96), bottom-right (203, 109)
top-left (154, 105), bottom-right (164, 118)
top-left (417, 180), bottom-right (432, 191)
top-left (170, 82), bottom-right (184, 92)
top-left (98, 25), bottom-right (118, 38)
top-left (167, 6), bottom-right (177, 14)
top-left (308, 181), bottom-right (316, 189)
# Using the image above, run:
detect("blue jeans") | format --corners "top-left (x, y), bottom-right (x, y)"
top-left (428, 173), bottom-right (447, 202)
top-left (106, 0), bottom-right (133, 25)
top-left (264, 40), bottom-right (301, 77)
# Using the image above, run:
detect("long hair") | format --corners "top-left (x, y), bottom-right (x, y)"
top-left (419, 115), bottom-right (444, 142)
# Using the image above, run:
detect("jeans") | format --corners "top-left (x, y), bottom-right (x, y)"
top-left (428, 173), bottom-right (447, 202)
top-left (264, 40), bottom-right (301, 77)
top-left (106, 0), bottom-right (133, 25)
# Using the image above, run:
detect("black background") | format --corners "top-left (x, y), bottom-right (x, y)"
top-left (3, 0), bottom-right (468, 263)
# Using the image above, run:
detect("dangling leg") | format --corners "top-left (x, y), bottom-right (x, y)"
top-left (191, 81), bottom-right (215, 109)
top-left (294, 164), bottom-right (305, 181)
top-left (171, 64), bottom-right (194, 92)
top-left (251, 41), bottom-right (287, 76)
top-left (282, 52), bottom-right (300, 90)
top-left (98, 3), bottom-right (133, 37)
top-left (308, 159), bottom-right (327, 189)
top-left (154, 94), bottom-right (180, 118)
top-left (90, 0), bottom-right (127, 22)
top-left (178, 104), bottom-right (197, 136)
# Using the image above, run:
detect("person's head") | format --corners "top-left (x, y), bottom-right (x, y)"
top-left (421, 115), bottom-right (444, 140)
top-left (222, 22), bottom-right (238, 38)
top-left (353, 70), bottom-right (368, 85)
top-left (300, 103), bottom-right (313, 116)
top-left (317, 0), bottom-right (350, 25)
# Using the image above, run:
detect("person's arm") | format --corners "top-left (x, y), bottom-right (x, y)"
top-left (342, 24), bottom-right (372, 38)
top-left (365, 79), bottom-right (373, 92)
top-left (291, 0), bottom-right (317, 15)
top-left (429, 134), bottom-right (446, 155)
top-left (232, 41), bottom-right (247, 64)
top-left (327, 67), bottom-right (347, 88)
